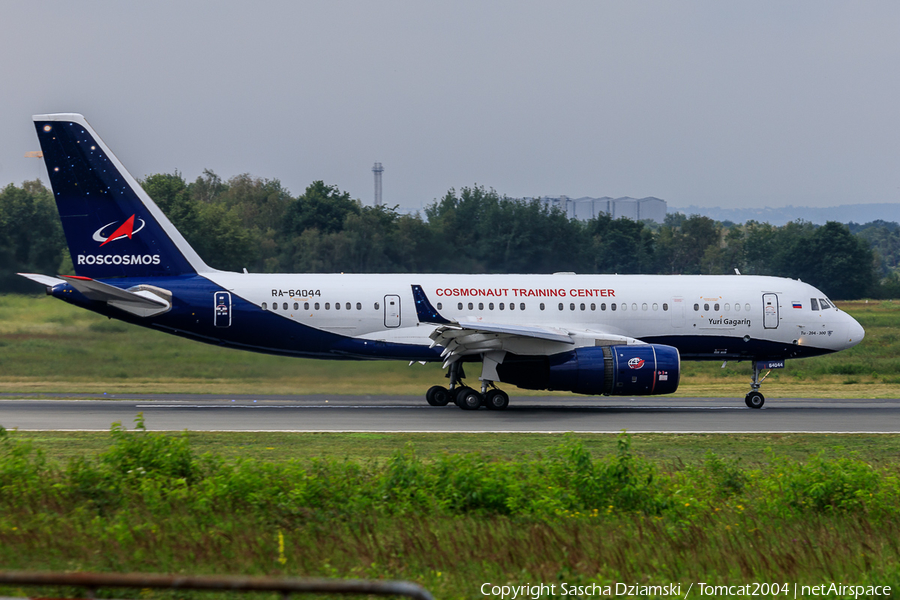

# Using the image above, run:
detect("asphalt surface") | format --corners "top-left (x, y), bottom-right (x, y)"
top-left (1, 393), bottom-right (899, 432)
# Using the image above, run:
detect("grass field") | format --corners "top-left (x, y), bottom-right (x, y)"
top-left (0, 294), bottom-right (898, 398)
top-left (1, 424), bottom-right (899, 598)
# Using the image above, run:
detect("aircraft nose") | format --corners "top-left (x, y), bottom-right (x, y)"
top-left (846, 314), bottom-right (865, 348)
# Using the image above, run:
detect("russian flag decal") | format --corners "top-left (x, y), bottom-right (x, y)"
top-left (792, 302), bottom-right (802, 309)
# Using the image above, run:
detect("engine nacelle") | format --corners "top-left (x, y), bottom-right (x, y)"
top-left (496, 344), bottom-right (680, 396)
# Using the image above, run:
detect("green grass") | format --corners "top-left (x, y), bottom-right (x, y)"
top-left (1, 424), bottom-right (899, 598)
top-left (9, 430), bottom-right (900, 467)
top-left (1, 294), bottom-right (900, 398)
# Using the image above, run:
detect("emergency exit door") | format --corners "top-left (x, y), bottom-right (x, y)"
top-left (384, 295), bottom-right (401, 328)
top-left (762, 293), bottom-right (779, 329)
top-left (214, 291), bottom-right (232, 327)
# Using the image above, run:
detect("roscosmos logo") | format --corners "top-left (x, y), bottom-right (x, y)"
top-left (78, 214), bottom-right (160, 266)
top-left (92, 214), bottom-right (146, 246)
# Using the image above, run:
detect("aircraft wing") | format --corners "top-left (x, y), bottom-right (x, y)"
top-left (412, 284), bottom-right (643, 369)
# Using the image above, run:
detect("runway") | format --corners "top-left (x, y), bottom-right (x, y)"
top-left (1, 394), bottom-right (899, 432)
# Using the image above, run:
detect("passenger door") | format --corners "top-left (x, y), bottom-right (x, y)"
top-left (670, 296), bottom-right (684, 328)
top-left (384, 294), bottom-right (401, 328)
top-left (763, 293), bottom-right (779, 329)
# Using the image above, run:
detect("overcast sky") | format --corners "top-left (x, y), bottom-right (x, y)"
top-left (2, 2), bottom-right (899, 209)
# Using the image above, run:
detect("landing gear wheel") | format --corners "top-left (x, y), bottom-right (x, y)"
top-left (745, 391), bottom-right (765, 409)
top-left (484, 389), bottom-right (509, 410)
top-left (455, 387), bottom-right (483, 410)
top-left (426, 385), bottom-right (450, 406)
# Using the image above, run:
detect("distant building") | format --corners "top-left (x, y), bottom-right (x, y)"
top-left (528, 196), bottom-right (667, 223)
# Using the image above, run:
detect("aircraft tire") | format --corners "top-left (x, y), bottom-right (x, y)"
top-left (484, 389), bottom-right (509, 410)
top-left (745, 391), bottom-right (765, 409)
top-left (456, 387), bottom-right (482, 410)
top-left (426, 385), bottom-right (451, 406)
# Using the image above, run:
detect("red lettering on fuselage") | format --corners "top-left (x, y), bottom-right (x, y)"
top-left (435, 286), bottom-right (615, 298)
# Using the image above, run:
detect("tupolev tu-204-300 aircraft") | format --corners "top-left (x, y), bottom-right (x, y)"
top-left (19, 114), bottom-right (865, 410)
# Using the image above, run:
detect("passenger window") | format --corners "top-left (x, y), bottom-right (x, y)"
top-left (357, 302), bottom-right (362, 310)
top-left (520, 303), bottom-right (525, 310)
top-left (662, 303), bottom-right (668, 311)
top-left (335, 302), bottom-right (340, 310)
top-left (632, 303), bottom-right (637, 311)
top-left (315, 302), bottom-right (320, 310)
top-left (735, 303), bottom-right (741, 312)
top-left (744, 303), bottom-right (751, 311)
top-left (437, 302), bottom-right (442, 310)
top-left (468, 302), bottom-right (473, 310)
top-left (325, 303), bottom-right (330, 310)
top-left (458, 302), bottom-right (463, 310)
top-left (704, 303), bottom-right (709, 312)
top-left (294, 302), bottom-right (299, 310)
top-left (724, 303), bottom-right (730, 311)
top-left (374, 302), bottom-right (380, 310)
top-left (489, 303), bottom-right (495, 310)
top-left (570, 303), bottom-right (575, 311)
top-left (304, 302), bottom-right (309, 310)
top-left (478, 302), bottom-right (484, 310)
top-left (509, 303), bottom-right (515, 311)
top-left (622, 303), bottom-right (627, 311)
top-left (558, 303), bottom-right (564, 311)
top-left (652, 303), bottom-right (658, 311)
top-left (262, 302), bottom-right (267, 310)
top-left (714, 303), bottom-right (719, 311)
top-left (540, 303), bottom-right (545, 310)
top-left (642, 303), bottom-right (648, 311)
top-left (499, 303), bottom-right (505, 310)
top-left (601, 303), bottom-right (607, 311)
top-left (591, 303), bottom-right (596, 311)
top-left (694, 303), bottom-right (699, 311)
top-left (346, 303), bottom-right (351, 310)
top-left (580, 303), bottom-right (585, 311)
top-left (811, 298), bottom-right (819, 311)
top-left (611, 303), bottom-right (616, 311)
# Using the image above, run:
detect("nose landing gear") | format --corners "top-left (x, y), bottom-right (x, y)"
top-left (745, 362), bottom-right (770, 409)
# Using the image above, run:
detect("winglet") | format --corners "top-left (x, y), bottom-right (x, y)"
top-left (411, 285), bottom-right (453, 325)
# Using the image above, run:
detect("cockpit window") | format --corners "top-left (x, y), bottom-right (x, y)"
top-left (819, 298), bottom-right (832, 309)
top-left (810, 298), bottom-right (819, 311)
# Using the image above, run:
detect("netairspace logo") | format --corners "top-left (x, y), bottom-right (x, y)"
top-left (479, 581), bottom-right (893, 599)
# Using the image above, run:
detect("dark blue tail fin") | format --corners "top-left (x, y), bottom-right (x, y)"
top-left (33, 113), bottom-right (213, 279)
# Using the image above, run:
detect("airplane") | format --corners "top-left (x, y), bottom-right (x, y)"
top-left (19, 113), bottom-right (865, 410)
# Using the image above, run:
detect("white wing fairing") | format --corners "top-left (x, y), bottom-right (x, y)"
top-left (20, 112), bottom-right (867, 410)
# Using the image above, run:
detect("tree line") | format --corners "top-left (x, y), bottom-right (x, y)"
top-left (0, 172), bottom-right (896, 299)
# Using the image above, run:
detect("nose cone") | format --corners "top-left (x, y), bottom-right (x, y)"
top-left (846, 313), bottom-right (865, 348)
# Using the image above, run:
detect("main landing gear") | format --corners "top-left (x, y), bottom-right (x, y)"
top-left (745, 362), bottom-right (770, 409)
top-left (424, 360), bottom-right (510, 410)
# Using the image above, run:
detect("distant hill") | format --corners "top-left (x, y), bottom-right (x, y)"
top-left (670, 203), bottom-right (900, 226)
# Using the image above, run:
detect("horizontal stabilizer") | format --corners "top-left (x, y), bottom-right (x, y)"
top-left (17, 273), bottom-right (66, 288)
top-left (60, 275), bottom-right (171, 318)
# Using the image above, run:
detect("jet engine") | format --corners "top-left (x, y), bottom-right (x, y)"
top-left (496, 344), bottom-right (680, 396)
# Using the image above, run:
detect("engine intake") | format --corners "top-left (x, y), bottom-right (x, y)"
top-left (496, 344), bottom-right (680, 396)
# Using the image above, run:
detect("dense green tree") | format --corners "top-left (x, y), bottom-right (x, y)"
top-left (0, 181), bottom-right (66, 292)
top-left (284, 181), bottom-right (360, 237)
top-left (587, 214), bottom-right (655, 274)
